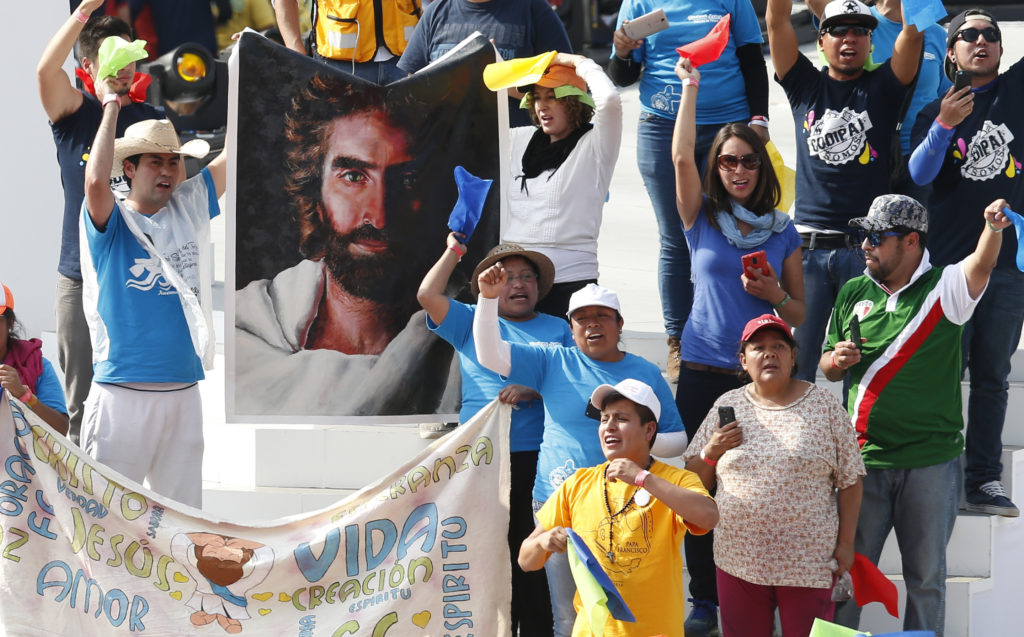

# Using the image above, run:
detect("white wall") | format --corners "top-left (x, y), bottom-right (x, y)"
top-left (2, 5), bottom-right (78, 338)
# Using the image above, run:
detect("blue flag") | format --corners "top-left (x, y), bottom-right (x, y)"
top-left (447, 165), bottom-right (493, 239)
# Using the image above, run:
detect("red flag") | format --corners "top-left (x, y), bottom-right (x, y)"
top-left (676, 14), bottom-right (732, 67)
top-left (849, 552), bottom-right (900, 618)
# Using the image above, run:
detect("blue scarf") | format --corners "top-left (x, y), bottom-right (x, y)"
top-left (714, 201), bottom-right (792, 250)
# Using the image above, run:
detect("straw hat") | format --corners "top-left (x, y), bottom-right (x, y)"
top-left (111, 119), bottom-right (210, 178)
top-left (470, 243), bottom-right (556, 299)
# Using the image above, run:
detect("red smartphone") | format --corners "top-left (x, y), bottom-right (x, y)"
top-left (741, 250), bottom-right (770, 277)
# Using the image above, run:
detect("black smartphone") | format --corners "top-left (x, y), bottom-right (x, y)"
top-left (717, 406), bottom-right (735, 427)
top-left (849, 315), bottom-right (861, 350)
top-left (954, 70), bottom-right (973, 93)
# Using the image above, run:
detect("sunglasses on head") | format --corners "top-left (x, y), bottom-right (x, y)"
top-left (717, 153), bottom-right (762, 172)
top-left (857, 229), bottom-right (906, 247)
top-left (823, 24), bottom-right (872, 38)
top-left (955, 26), bottom-right (1001, 43)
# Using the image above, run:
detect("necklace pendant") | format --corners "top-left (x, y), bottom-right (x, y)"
top-left (606, 551), bottom-right (614, 563)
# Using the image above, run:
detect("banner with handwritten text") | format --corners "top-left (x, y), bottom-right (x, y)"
top-left (0, 391), bottom-right (511, 635)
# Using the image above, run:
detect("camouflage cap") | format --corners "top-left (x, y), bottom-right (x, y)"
top-left (849, 194), bottom-right (928, 233)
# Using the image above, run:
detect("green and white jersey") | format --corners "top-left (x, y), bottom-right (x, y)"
top-left (826, 253), bottom-right (981, 469)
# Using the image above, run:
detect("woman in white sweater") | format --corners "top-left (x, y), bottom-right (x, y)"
top-left (502, 52), bottom-right (623, 318)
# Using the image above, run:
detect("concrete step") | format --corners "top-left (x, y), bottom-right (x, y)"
top-left (878, 513), bottom-right (992, 579)
top-left (858, 574), bottom-right (992, 637)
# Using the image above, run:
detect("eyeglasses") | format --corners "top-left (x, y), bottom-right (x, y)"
top-left (823, 24), bottom-right (872, 38)
top-left (857, 230), bottom-right (906, 247)
top-left (717, 153), bottom-right (762, 172)
top-left (506, 272), bottom-right (538, 284)
top-left (955, 27), bottom-right (1001, 43)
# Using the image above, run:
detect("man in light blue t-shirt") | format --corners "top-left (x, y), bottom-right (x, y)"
top-left (419, 236), bottom-right (572, 637)
top-left (81, 94), bottom-right (226, 508)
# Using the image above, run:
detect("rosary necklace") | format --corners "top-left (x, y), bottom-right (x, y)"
top-left (601, 458), bottom-right (653, 564)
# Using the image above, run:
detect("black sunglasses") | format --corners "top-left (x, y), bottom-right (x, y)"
top-left (717, 153), bottom-right (762, 172)
top-left (857, 229), bottom-right (906, 247)
top-left (823, 24), bottom-right (872, 38)
top-left (955, 26), bottom-right (1001, 43)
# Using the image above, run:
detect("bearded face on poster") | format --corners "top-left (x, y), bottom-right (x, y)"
top-left (230, 34), bottom-right (501, 420)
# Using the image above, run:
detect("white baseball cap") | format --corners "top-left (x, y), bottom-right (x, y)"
top-left (566, 283), bottom-right (622, 318)
top-left (589, 378), bottom-right (661, 422)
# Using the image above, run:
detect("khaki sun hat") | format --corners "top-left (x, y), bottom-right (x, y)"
top-left (470, 243), bottom-right (556, 300)
top-left (111, 118), bottom-right (210, 179)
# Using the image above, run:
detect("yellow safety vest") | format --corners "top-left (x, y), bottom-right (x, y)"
top-left (313, 0), bottom-right (421, 63)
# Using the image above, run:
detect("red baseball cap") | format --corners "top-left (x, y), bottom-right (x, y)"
top-left (740, 314), bottom-right (794, 342)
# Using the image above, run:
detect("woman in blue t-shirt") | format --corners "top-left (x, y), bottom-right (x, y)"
top-left (670, 57), bottom-right (805, 631)
top-left (0, 283), bottom-right (69, 435)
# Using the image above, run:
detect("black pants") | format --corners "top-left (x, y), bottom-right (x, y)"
top-left (535, 279), bottom-right (597, 321)
top-left (510, 450), bottom-right (553, 636)
top-left (675, 364), bottom-right (743, 604)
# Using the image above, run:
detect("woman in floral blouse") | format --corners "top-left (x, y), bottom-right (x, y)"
top-left (684, 314), bottom-right (864, 637)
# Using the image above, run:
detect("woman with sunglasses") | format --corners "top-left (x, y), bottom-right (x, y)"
top-left (670, 56), bottom-right (805, 630)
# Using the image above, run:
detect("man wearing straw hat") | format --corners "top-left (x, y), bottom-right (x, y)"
top-left (80, 88), bottom-right (226, 507)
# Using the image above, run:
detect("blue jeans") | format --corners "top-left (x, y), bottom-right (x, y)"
top-left (636, 113), bottom-right (732, 337)
top-left (312, 53), bottom-right (406, 85)
top-left (962, 267), bottom-right (1024, 491)
top-left (793, 245), bottom-right (864, 382)
top-left (535, 499), bottom-right (576, 637)
top-left (833, 457), bottom-right (961, 636)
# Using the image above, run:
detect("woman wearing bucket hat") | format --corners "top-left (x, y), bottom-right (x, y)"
top-left (0, 283), bottom-right (70, 435)
top-left (418, 235), bottom-right (573, 636)
top-left (474, 264), bottom-right (687, 637)
top-left (496, 52), bottom-right (623, 320)
top-left (671, 55), bottom-right (805, 630)
top-left (683, 314), bottom-right (864, 637)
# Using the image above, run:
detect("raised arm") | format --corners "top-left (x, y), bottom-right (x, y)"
top-left (766, 0), bottom-right (800, 80)
top-left (417, 233), bottom-right (467, 325)
top-left (472, 263), bottom-right (512, 376)
top-left (274, 0), bottom-right (308, 55)
top-left (671, 59), bottom-right (703, 230)
top-left (84, 88), bottom-right (128, 229)
top-left (963, 200), bottom-right (1011, 299)
top-left (37, 0), bottom-right (106, 123)
top-left (890, 2), bottom-right (923, 86)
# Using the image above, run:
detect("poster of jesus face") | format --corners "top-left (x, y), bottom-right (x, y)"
top-left (227, 33), bottom-right (502, 423)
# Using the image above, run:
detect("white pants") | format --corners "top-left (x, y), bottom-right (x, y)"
top-left (82, 382), bottom-right (204, 508)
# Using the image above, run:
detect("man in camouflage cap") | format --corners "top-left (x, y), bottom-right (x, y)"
top-left (819, 193), bottom-right (1011, 634)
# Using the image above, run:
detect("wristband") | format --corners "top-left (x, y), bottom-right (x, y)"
top-left (634, 469), bottom-right (650, 488)
top-left (748, 119), bottom-right (769, 129)
top-left (772, 292), bottom-right (791, 309)
top-left (447, 244), bottom-right (465, 260)
top-left (682, 78), bottom-right (699, 89)
top-left (73, 7), bottom-right (90, 24)
top-left (831, 351), bottom-right (845, 371)
top-left (935, 116), bottom-right (954, 131)
top-left (699, 448), bottom-right (717, 467)
top-left (20, 389), bottom-right (39, 409)
top-left (102, 92), bottom-right (121, 108)
top-left (987, 220), bottom-right (1004, 233)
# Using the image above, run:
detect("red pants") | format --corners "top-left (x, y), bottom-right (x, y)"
top-left (717, 567), bottom-right (835, 637)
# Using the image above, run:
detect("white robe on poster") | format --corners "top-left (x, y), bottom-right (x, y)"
top-left (234, 259), bottom-right (458, 416)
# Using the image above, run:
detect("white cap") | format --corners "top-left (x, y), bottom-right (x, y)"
top-left (589, 378), bottom-right (661, 422)
top-left (566, 283), bottom-right (622, 318)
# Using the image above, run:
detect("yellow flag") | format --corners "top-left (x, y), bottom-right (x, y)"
top-left (766, 140), bottom-right (796, 215)
top-left (483, 51), bottom-right (557, 90)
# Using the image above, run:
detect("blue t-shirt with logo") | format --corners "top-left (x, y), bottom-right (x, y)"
top-left (779, 55), bottom-right (909, 231)
top-left (428, 299), bottom-right (574, 452)
top-left (912, 57), bottom-right (1024, 271)
top-left (615, 0), bottom-right (763, 124)
top-left (868, 6), bottom-right (950, 155)
top-left (682, 206), bottom-right (801, 369)
top-left (82, 169), bottom-right (219, 383)
top-left (506, 344), bottom-right (684, 502)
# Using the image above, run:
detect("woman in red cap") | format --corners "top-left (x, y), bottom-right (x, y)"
top-left (0, 283), bottom-right (70, 434)
top-left (683, 314), bottom-right (863, 637)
